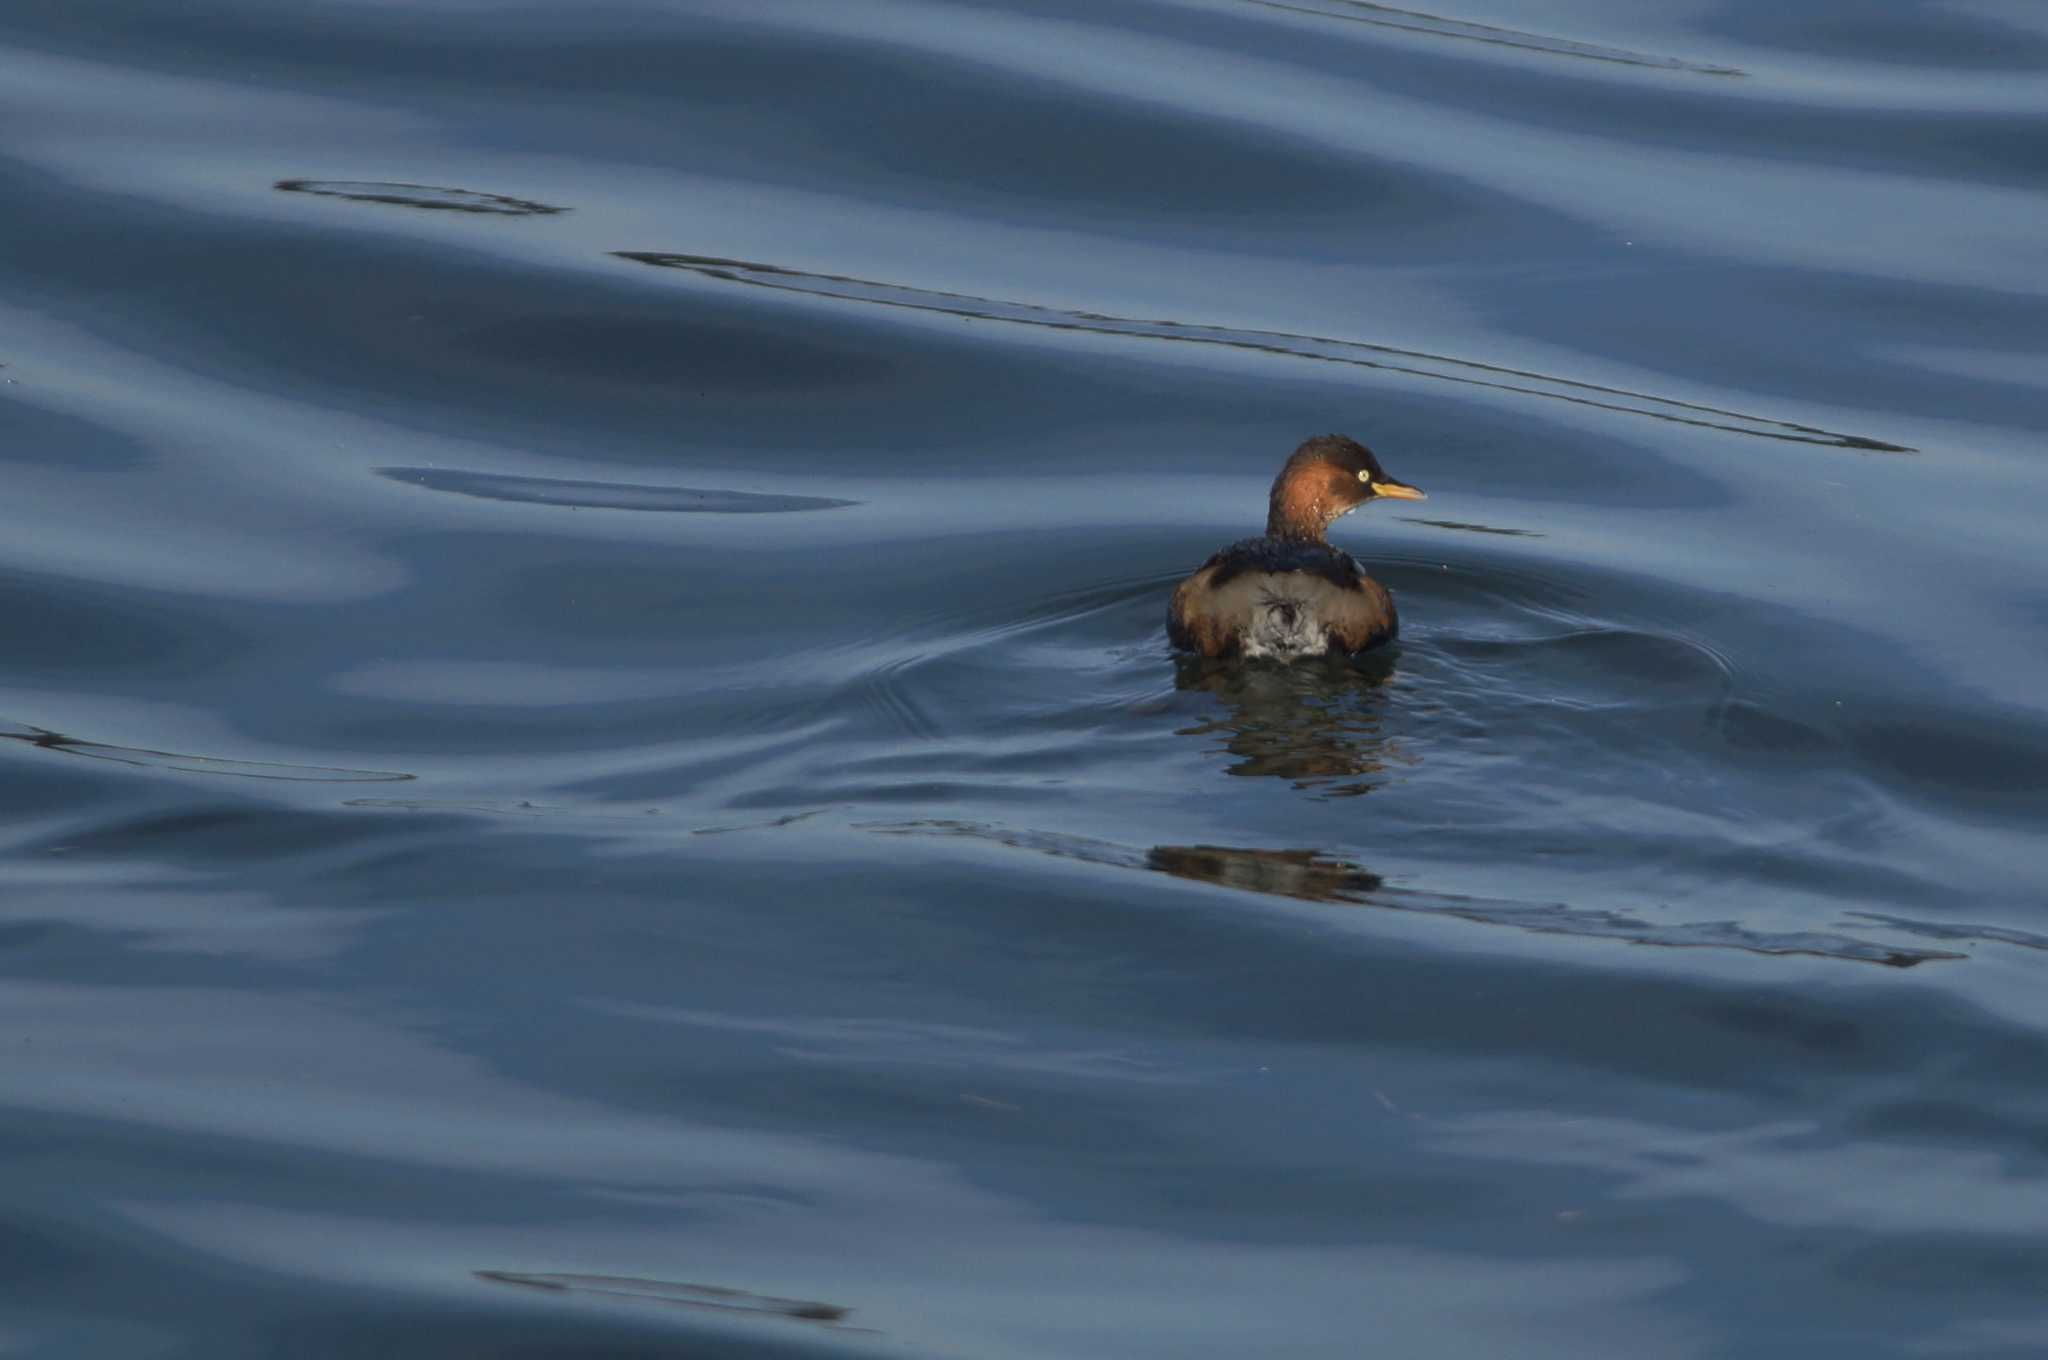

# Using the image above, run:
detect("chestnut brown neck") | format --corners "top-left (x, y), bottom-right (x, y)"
top-left (1266, 472), bottom-right (1334, 541)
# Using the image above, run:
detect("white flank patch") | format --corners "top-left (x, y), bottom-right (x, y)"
top-left (1244, 591), bottom-right (1331, 661)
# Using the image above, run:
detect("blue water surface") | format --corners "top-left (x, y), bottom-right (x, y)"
top-left (2, 1), bottom-right (2047, 1355)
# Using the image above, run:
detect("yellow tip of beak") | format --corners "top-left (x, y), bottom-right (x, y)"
top-left (1371, 481), bottom-right (1426, 501)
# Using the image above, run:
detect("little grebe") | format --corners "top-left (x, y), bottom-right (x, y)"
top-left (1168, 434), bottom-right (1423, 661)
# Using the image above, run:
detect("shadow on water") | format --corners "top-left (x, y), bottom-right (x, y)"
top-left (868, 820), bottom-right (1962, 968)
top-left (1172, 652), bottom-right (1406, 796)
top-left (613, 251), bottom-right (1913, 452)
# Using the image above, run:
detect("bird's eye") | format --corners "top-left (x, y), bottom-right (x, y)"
top-left (1357, 469), bottom-right (1371, 482)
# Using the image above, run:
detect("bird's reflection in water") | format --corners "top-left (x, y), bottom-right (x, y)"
top-left (1147, 844), bottom-right (1380, 901)
top-left (865, 822), bottom-right (1960, 966)
top-left (1172, 653), bottom-right (1409, 795)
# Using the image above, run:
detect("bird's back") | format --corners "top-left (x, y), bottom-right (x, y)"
top-left (1168, 537), bottom-right (1397, 660)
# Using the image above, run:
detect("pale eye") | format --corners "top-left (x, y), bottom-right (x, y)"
top-left (1357, 469), bottom-right (1371, 482)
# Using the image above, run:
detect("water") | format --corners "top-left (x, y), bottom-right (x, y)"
top-left (3, 1), bottom-right (2046, 1354)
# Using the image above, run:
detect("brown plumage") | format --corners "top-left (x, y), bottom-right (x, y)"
top-left (1167, 434), bottom-right (1422, 661)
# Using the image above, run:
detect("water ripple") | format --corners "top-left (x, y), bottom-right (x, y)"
top-left (378, 466), bottom-right (859, 514)
top-left (1399, 517), bottom-right (1543, 538)
top-left (0, 722), bottom-right (412, 784)
top-left (1848, 912), bottom-right (2048, 955)
top-left (1226, 0), bottom-right (1746, 76)
top-left (274, 179), bottom-right (566, 216)
top-left (475, 1272), bottom-right (864, 1330)
top-left (615, 251), bottom-right (1912, 451)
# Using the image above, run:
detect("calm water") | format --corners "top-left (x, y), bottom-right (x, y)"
top-left (3, 1), bottom-right (2046, 1355)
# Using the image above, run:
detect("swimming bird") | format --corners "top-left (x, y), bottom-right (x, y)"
top-left (1168, 434), bottom-right (1423, 660)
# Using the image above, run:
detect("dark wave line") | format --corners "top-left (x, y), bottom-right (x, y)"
top-left (0, 722), bottom-right (413, 783)
top-left (1849, 911), bottom-right (2048, 954)
top-left (614, 251), bottom-right (1911, 453)
top-left (476, 1272), bottom-right (865, 1329)
top-left (379, 466), bottom-right (858, 513)
top-left (1400, 517), bottom-right (1544, 537)
top-left (275, 180), bottom-right (567, 216)
top-left (1235, 0), bottom-right (1746, 77)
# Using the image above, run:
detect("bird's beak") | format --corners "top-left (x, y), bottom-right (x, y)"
top-left (1370, 480), bottom-right (1425, 501)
